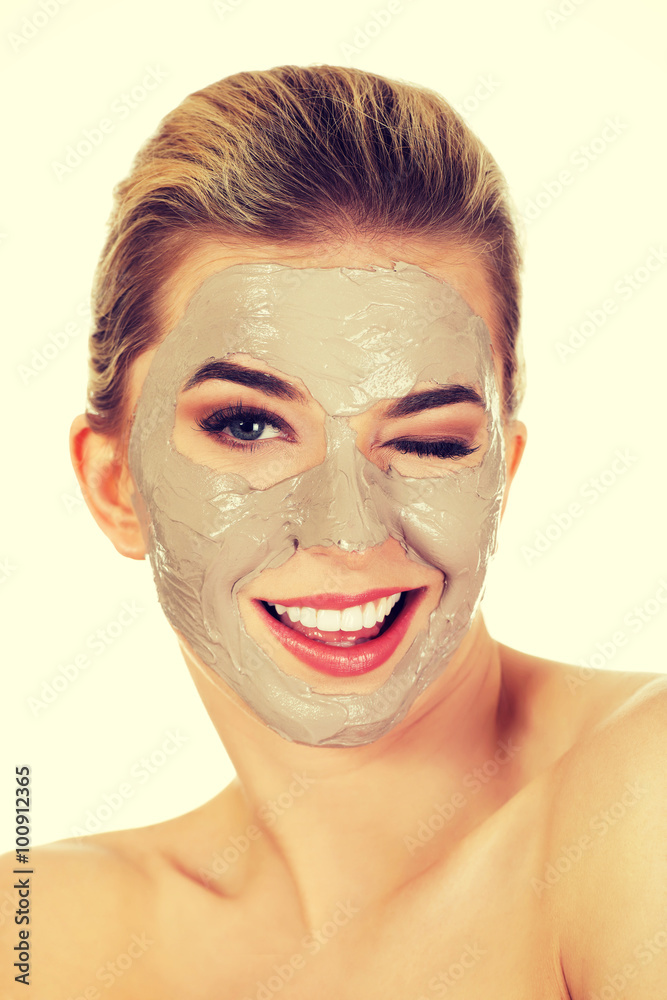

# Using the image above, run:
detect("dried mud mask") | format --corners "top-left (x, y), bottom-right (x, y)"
top-left (128, 261), bottom-right (506, 747)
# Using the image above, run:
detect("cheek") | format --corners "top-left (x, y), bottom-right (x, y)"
top-left (384, 435), bottom-right (506, 579)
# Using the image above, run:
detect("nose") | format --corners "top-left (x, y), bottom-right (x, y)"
top-left (293, 418), bottom-right (389, 553)
top-left (329, 465), bottom-right (384, 553)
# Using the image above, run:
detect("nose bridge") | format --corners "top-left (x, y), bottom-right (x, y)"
top-left (295, 417), bottom-right (388, 552)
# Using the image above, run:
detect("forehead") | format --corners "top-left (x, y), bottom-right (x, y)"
top-left (147, 260), bottom-right (497, 417)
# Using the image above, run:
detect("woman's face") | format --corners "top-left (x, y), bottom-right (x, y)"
top-left (124, 242), bottom-right (521, 747)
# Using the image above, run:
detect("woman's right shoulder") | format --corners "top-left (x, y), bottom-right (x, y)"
top-left (0, 835), bottom-right (157, 998)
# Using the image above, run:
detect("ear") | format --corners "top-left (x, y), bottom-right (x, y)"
top-left (69, 414), bottom-right (147, 560)
top-left (500, 419), bottom-right (527, 518)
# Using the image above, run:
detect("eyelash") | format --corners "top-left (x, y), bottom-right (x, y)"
top-left (195, 404), bottom-right (480, 460)
top-left (195, 403), bottom-right (292, 452)
top-left (390, 439), bottom-right (480, 460)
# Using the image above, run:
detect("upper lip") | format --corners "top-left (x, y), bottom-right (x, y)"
top-left (257, 587), bottom-right (415, 611)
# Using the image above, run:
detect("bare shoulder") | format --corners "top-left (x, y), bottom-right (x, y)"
top-left (0, 790), bottom-right (239, 999)
top-left (538, 671), bottom-right (667, 999)
top-left (499, 641), bottom-right (664, 724)
top-left (0, 834), bottom-right (158, 999)
top-left (548, 667), bottom-right (667, 796)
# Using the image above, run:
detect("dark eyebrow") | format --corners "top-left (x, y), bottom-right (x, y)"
top-left (384, 384), bottom-right (485, 418)
top-left (181, 363), bottom-right (483, 414)
top-left (180, 359), bottom-right (308, 403)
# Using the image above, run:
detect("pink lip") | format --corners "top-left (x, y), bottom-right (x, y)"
top-left (260, 587), bottom-right (406, 611)
top-left (254, 588), bottom-right (425, 677)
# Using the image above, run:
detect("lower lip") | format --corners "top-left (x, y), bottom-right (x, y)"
top-left (255, 589), bottom-right (424, 677)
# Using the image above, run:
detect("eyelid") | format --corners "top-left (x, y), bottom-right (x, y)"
top-left (378, 418), bottom-right (482, 448)
top-left (379, 402), bottom-right (486, 430)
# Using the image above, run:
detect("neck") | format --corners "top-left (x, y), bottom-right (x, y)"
top-left (183, 614), bottom-right (519, 926)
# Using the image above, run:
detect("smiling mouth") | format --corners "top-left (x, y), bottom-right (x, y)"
top-left (254, 588), bottom-right (424, 677)
top-left (262, 591), bottom-right (405, 646)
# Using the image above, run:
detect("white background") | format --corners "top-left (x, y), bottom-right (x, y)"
top-left (1, 0), bottom-right (665, 853)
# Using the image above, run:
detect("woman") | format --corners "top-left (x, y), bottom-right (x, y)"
top-left (4, 64), bottom-right (665, 999)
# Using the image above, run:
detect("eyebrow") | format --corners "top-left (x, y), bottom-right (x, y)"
top-left (181, 360), bottom-right (484, 415)
top-left (384, 384), bottom-right (485, 418)
top-left (181, 359), bottom-right (308, 403)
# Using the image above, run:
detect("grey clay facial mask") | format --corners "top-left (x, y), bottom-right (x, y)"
top-left (128, 261), bottom-right (506, 747)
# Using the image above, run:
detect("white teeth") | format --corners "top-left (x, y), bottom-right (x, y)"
top-left (300, 606), bottom-right (317, 627)
top-left (317, 608), bottom-right (341, 631)
top-left (323, 639), bottom-right (363, 647)
top-left (267, 592), bottom-right (403, 632)
top-left (340, 605), bottom-right (364, 631)
top-left (361, 602), bottom-right (377, 628)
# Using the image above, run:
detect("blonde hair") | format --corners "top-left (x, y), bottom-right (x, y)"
top-left (87, 63), bottom-right (525, 437)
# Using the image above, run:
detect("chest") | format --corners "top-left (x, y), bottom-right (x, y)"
top-left (153, 801), bottom-right (571, 1000)
top-left (283, 844), bottom-right (565, 1000)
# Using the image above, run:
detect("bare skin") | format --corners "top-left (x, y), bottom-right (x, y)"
top-left (4, 241), bottom-right (665, 999)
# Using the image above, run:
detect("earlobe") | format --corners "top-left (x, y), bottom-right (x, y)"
top-left (69, 414), bottom-right (147, 560)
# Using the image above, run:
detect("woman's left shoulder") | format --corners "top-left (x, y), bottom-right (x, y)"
top-left (539, 660), bottom-right (667, 787)
top-left (500, 643), bottom-right (665, 765)
top-left (563, 666), bottom-right (667, 761)
top-left (541, 671), bottom-right (667, 999)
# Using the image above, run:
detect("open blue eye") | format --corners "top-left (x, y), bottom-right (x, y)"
top-left (196, 403), bottom-right (289, 447)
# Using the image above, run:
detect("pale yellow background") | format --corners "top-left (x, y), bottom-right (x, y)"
top-left (2, 0), bottom-right (665, 851)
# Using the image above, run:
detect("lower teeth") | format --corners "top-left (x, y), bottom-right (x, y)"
top-left (322, 638), bottom-right (370, 647)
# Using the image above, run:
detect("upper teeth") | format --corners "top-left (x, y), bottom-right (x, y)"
top-left (268, 593), bottom-right (402, 632)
